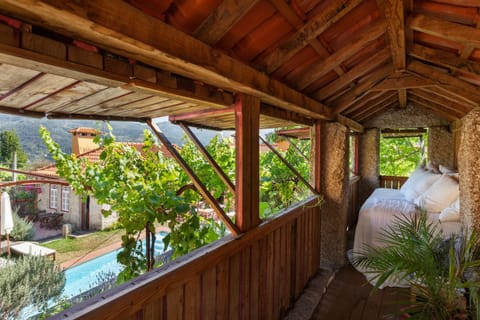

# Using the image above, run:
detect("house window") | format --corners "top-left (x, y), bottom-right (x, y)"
top-left (50, 184), bottom-right (58, 209)
top-left (61, 186), bottom-right (70, 212)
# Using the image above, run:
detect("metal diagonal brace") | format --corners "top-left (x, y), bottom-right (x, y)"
top-left (178, 122), bottom-right (236, 195)
top-left (284, 136), bottom-right (309, 162)
top-left (259, 136), bottom-right (318, 196)
top-left (147, 119), bottom-right (240, 236)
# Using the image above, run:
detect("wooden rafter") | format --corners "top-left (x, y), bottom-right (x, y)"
top-left (350, 94), bottom-right (398, 120)
top-left (407, 60), bottom-right (480, 106)
top-left (421, 86), bottom-right (477, 108)
top-left (408, 44), bottom-right (480, 78)
top-left (376, 0), bottom-right (407, 107)
top-left (0, 28), bottom-right (234, 111)
top-left (357, 100), bottom-right (397, 122)
top-left (147, 119), bottom-right (240, 236)
top-left (371, 72), bottom-right (436, 90)
top-left (297, 19), bottom-right (387, 90)
top-left (345, 91), bottom-right (397, 116)
top-left (169, 107), bottom-right (234, 124)
top-left (0, 0), bottom-right (332, 120)
top-left (178, 123), bottom-right (236, 195)
top-left (193, 0), bottom-right (259, 45)
top-left (409, 14), bottom-right (480, 48)
top-left (409, 96), bottom-right (459, 122)
top-left (260, 0), bottom-right (363, 74)
top-left (336, 114), bottom-right (364, 133)
top-left (315, 47), bottom-right (390, 100)
top-left (332, 63), bottom-right (393, 114)
top-left (410, 88), bottom-right (471, 115)
top-left (409, 93), bottom-right (463, 119)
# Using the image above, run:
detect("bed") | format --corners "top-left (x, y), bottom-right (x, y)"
top-left (352, 165), bottom-right (462, 287)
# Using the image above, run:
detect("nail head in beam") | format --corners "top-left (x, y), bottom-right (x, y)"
top-left (147, 119), bottom-right (240, 236)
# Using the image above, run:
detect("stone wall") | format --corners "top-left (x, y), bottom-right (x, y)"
top-left (320, 122), bottom-right (349, 269)
top-left (428, 126), bottom-right (455, 168)
top-left (364, 104), bottom-right (449, 129)
top-left (458, 110), bottom-right (480, 230)
top-left (358, 128), bottom-right (379, 205)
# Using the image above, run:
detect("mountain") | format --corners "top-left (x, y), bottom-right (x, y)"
top-left (0, 114), bottom-right (225, 164)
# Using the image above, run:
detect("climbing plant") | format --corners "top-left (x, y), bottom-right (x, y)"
top-left (40, 126), bottom-right (222, 281)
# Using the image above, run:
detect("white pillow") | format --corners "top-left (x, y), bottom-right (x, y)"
top-left (400, 167), bottom-right (427, 196)
top-left (403, 170), bottom-right (441, 202)
top-left (439, 165), bottom-right (456, 174)
top-left (414, 174), bottom-right (459, 213)
top-left (426, 162), bottom-right (440, 174)
top-left (439, 199), bottom-right (460, 222)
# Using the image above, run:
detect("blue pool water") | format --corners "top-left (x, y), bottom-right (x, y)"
top-left (62, 232), bottom-right (168, 298)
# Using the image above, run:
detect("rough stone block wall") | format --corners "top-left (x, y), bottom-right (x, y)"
top-left (458, 110), bottom-right (480, 230)
top-left (358, 128), bottom-right (379, 205)
top-left (428, 126), bottom-right (455, 168)
top-left (320, 122), bottom-right (349, 269)
top-left (364, 104), bottom-right (449, 129)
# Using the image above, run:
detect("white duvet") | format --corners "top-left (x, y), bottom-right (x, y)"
top-left (352, 188), bottom-right (462, 287)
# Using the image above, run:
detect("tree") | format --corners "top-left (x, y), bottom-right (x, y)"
top-left (379, 135), bottom-right (425, 176)
top-left (0, 256), bottom-right (65, 319)
top-left (0, 130), bottom-right (27, 168)
top-left (40, 126), bottom-right (223, 281)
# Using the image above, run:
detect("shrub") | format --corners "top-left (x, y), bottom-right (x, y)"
top-left (0, 256), bottom-right (65, 319)
top-left (10, 209), bottom-right (35, 241)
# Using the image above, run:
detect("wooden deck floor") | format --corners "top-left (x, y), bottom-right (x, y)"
top-left (311, 265), bottom-right (410, 320)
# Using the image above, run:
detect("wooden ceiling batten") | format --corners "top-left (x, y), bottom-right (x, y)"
top-left (20, 80), bottom-right (81, 110)
top-left (350, 94), bottom-right (398, 120)
top-left (410, 88), bottom-right (472, 115)
top-left (193, 0), bottom-right (259, 45)
top-left (358, 101), bottom-right (396, 122)
top-left (376, 0), bottom-right (407, 107)
top-left (344, 90), bottom-right (397, 116)
top-left (260, 0), bottom-right (363, 74)
top-left (0, 0), bottom-right (332, 120)
top-left (409, 96), bottom-right (459, 122)
top-left (409, 93), bottom-right (464, 119)
top-left (296, 19), bottom-right (387, 90)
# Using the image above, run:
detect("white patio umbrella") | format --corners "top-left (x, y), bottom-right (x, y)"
top-left (1, 191), bottom-right (14, 256)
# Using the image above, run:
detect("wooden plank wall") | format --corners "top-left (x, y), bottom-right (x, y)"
top-left (56, 198), bottom-right (321, 320)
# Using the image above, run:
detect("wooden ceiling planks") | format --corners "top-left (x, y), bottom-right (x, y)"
top-left (0, 0), bottom-right (478, 128)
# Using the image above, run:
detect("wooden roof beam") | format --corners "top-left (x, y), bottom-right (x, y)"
top-left (410, 88), bottom-right (472, 115)
top-left (371, 71), bottom-right (436, 90)
top-left (409, 14), bottom-right (480, 48)
top-left (193, 0), bottom-right (259, 45)
top-left (409, 96), bottom-right (459, 122)
top-left (332, 63), bottom-right (394, 114)
top-left (408, 44), bottom-right (480, 78)
top-left (409, 92), bottom-right (463, 119)
top-left (315, 47), bottom-right (390, 100)
top-left (297, 19), bottom-right (387, 90)
top-left (421, 86), bottom-right (477, 108)
top-left (336, 114), bottom-right (364, 133)
top-left (357, 100), bottom-right (398, 122)
top-left (407, 60), bottom-right (480, 106)
top-left (260, 0), bottom-right (363, 74)
top-left (0, 0), bottom-right (332, 120)
top-left (376, 0), bottom-right (407, 107)
top-left (344, 91), bottom-right (397, 116)
top-left (350, 94), bottom-right (398, 120)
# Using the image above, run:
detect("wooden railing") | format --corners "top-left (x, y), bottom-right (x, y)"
top-left (54, 197), bottom-right (321, 320)
top-left (379, 175), bottom-right (408, 189)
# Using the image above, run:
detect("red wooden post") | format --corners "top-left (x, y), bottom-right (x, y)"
top-left (235, 94), bottom-right (261, 232)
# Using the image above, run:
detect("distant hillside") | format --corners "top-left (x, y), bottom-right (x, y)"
top-left (0, 115), bottom-right (224, 164)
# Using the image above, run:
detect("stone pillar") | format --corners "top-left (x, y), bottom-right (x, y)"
top-left (458, 110), bottom-right (480, 229)
top-left (320, 122), bottom-right (349, 269)
top-left (358, 128), bottom-right (380, 205)
top-left (428, 126), bottom-right (455, 168)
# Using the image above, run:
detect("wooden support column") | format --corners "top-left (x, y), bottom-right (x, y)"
top-left (235, 94), bottom-right (260, 232)
top-left (311, 121), bottom-right (322, 193)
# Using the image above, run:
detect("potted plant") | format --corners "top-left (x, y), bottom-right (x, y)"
top-left (353, 212), bottom-right (480, 319)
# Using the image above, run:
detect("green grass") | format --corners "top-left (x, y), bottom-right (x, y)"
top-left (43, 229), bottom-right (124, 266)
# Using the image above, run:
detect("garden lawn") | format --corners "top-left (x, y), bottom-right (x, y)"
top-left (43, 229), bottom-right (124, 266)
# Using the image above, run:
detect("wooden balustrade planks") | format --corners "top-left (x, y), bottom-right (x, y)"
top-left (54, 198), bottom-right (320, 320)
top-left (201, 267), bottom-right (216, 319)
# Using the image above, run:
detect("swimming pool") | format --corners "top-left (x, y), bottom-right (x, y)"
top-left (62, 231), bottom-right (168, 298)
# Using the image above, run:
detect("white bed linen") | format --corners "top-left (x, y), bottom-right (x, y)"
top-left (352, 188), bottom-right (461, 288)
